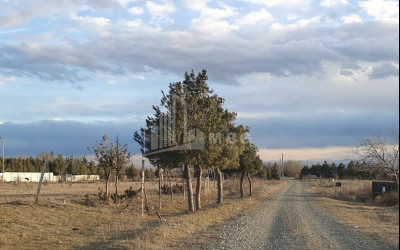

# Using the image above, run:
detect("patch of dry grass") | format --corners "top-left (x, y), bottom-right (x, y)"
top-left (305, 179), bottom-right (399, 248)
top-left (0, 179), bottom-right (286, 249)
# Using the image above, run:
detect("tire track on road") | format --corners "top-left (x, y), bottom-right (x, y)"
top-left (209, 179), bottom-right (393, 250)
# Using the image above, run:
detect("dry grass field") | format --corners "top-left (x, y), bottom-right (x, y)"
top-left (0, 178), bottom-right (286, 249)
top-left (306, 179), bottom-right (399, 248)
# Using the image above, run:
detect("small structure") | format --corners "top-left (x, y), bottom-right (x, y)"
top-left (372, 181), bottom-right (397, 200)
top-left (63, 174), bottom-right (100, 182)
top-left (0, 172), bottom-right (55, 182)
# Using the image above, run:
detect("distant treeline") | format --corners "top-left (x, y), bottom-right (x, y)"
top-left (0, 153), bottom-right (157, 181)
top-left (300, 160), bottom-right (394, 180)
top-left (1, 153), bottom-right (102, 176)
top-left (1, 156), bottom-right (393, 181)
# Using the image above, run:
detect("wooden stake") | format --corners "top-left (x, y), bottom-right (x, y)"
top-left (183, 181), bottom-right (186, 199)
top-left (158, 166), bottom-right (162, 209)
top-left (35, 159), bottom-right (48, 205)
top-left (169, 173), bottom-right (173, 201)
top-left (141, 159), bottom-right (145, 217)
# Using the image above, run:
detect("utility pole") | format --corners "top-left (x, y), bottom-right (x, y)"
top-left (281, 154), bottom-right (284, 180)
top-left (0, 136), bottom-right (4, 174)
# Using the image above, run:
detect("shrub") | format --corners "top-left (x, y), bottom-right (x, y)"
top-left (374, 191), bottom-right (399, 206)
top-left (355, 186), bottom-right (372, 203)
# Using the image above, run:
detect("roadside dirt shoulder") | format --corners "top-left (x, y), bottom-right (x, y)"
top-left (305, 180), bottom-right (399, 248)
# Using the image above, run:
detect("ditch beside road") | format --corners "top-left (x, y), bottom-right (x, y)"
top-left (208, 179), bottom-right (395, 249)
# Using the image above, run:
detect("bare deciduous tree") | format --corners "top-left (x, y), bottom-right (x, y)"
top-left (283, 160), bottom-right (303, 179)
top-left (353, 129), bottom-right (399, 189)
top-left (88, 135), bottom-right (131, 198)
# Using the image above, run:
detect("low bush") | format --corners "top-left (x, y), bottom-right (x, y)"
top-left (355, 186), bottom-right (372, 203)
top-left (374, 191), bottom-right (399, 206)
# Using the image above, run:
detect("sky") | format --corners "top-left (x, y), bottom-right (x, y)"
top-left (0, 0), bottom-right (398, 164)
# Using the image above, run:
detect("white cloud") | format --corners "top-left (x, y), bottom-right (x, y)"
top-left (359, 0), bottom-right (399, 19)
top-left (0, 75), bottom-right (17, 87)
top-left (191, 18), bottom-right (239, 35)
top-left (145, 0), bottom-right (176, 20)
top-left (55, 98), bottom-right (67, 104)
top-left (51, 117), bottom-right (63, 122)
top-left (7, 76), bottom-right (16, 82)
top-left (286, 14), bottom-right (298, 21)
top-left (128, 6), bottom-right (144, 15)
top-left (320, 0), bottom-right (349, 7)
top-left (237, 8), bottom-right (273, 26)
top-left (200, 3), bottom-right (238, 19)
top-left (0, 28), bottom-right (28, 34)
top-left (240, 0), bottom-right (314, 11)
top-left (182, 0), bottom-right (210, 10)
top-left (259, 146), bottom-right (354, 162)
top-left (117, 0), bottom-right (137, 8)
top-left (241, 0), bottom-right (309, 7)
top-left (189, 3), bottom-right (239, 35)
top-left (0, 1), bottom-right (91, 28)
top-left (341, 14), bottom-right (363, 23)
top-left (131, 74), bottom-right (146, 80)
top-left (237, 111), bottom-right (283, 119)
top-left (70, 15), bottom-right (111, 36)
top-left (271, 16), bottom-right (324, 32)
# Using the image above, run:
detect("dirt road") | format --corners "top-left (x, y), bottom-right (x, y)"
top-left (208, 179), bottom-right (394, 249)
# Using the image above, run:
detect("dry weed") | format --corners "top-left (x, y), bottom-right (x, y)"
top-left (0, 179), bottom-right (286, 249)
top-left (306, 179), bottom-right (399, 248)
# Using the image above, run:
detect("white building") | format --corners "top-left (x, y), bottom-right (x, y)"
top-left (0, 172), bottom-right (55, 182)
top-left (63, 174), bottom-right (100, 182)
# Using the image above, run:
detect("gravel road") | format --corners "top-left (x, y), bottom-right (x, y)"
top-left (207, 179), bottom-right (394, 250)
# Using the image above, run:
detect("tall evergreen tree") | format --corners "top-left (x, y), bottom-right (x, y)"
top-left (134, 70), bottom-right (244, 210)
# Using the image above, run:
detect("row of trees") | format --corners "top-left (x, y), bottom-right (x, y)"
top-left (133, 70), bottom-right (263, 211)
top-left (1, 153), bottom-right (103, 176)
top-left (301, 160), bottom-right (397, 181)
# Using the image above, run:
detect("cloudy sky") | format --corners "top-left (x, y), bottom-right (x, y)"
top-left (0, 0), bottom-right (398, 163)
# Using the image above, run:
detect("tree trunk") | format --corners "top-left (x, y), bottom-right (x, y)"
top-left (216, 167), bottom-right (223, 204)
top-left (105, 169), bottom-right (111, 197)
top-left (115, 169), bottom-right (119, 196)
top-left (184, 165), bottom-right (194, 211)
top-left (158, 166), bottom-right (162, 209)
top-left (247, 172), bottom-right (252, 196)
top-left (394, 173), bottom-right (399, 191)
top-left (169, 173), bottom-right (173, 200)
top-left (141, 160), bottom-right (145, 217)
top-left (240, 172), bottom-right (245, 197)
top-left (195, 166), bottom-right (202, 210)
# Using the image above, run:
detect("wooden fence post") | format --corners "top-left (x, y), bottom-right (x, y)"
top-left (35, 159), bottom-right (48, 205)
top-left (141, 159), bottom-right (145, 217)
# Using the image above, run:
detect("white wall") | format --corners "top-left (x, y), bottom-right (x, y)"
top-left (0, 172), bottom-right (55, 182)
top-left (63, 174), bottom-right (100, 182)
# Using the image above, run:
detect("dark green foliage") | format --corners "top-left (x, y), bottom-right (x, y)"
top-left (144, 168), bottom-right (155, 181)
top-left (134, 70), bottom-right (246, 209)
top-left (125, 165), bottom-right (139, 180)
top-left (270, 163), bottom-right (281, 180)
top-left (3, 155), bottom-right (99, 176)
top-left (306, 160), bottom-right (391, 180)
top-left (300, 166), bottom-right (310, 176)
